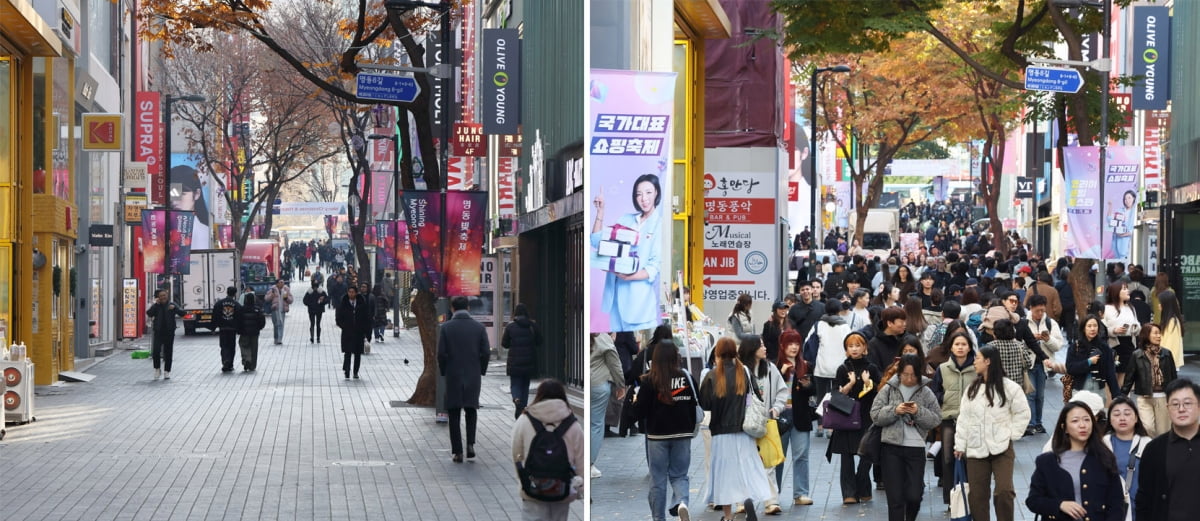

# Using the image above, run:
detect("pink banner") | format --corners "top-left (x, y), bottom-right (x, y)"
top-left (444, 191), bottom-right (488, 295)
top-left (1063, 146), bottom-right (1141, 261)
top-left (142, 209), bottom-right (167, 274)
top-left (396, 219), bottom-right (414, 272)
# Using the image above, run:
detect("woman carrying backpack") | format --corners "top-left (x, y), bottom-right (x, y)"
top-left (512, 379), bottom-right (584, 521)
top-left (634, 340), bottom-right (700, 521)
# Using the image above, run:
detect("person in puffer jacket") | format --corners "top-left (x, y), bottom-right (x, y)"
top-left (503, 303), bottom-right (542, 419)
top-left (511, 379), bottom-right (585, 520)
top-left (870, 355), bottom-right (942, 521)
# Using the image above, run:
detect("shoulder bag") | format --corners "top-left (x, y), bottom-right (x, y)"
top-left (822, 362), bottom-right (863, 431)
top-left (742, 365), bottom-right (769, 439)
top-left (683, 369), bottom-right (704, 437)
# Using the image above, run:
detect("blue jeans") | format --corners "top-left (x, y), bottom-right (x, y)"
top-left (271, 312), bottom-right (285, 343)
top-left (647, 438), bottom-right (691, 521)
top-left (789, 428), bottom-right (811, 498)
top-left (1026, 365), bottom-right (1047, 427)
top-left (590, 381), bottom-right (611, 463)
top-left (511, 376), bottom-right (532, 417)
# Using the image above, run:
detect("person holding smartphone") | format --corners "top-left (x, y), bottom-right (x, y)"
top-left (871, 354), bottom-right (942, 521)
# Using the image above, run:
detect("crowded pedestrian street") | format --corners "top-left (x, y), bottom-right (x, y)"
top-left (0, 280), bottom-right (582, 521)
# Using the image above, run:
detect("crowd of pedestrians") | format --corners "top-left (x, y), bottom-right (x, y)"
top-left (603, 216), bottom-right (1191, 521)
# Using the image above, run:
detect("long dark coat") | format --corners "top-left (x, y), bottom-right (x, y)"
top-left (437, 311), bottom-right (491, 409)
top-left (501, 316), bottom-right (540, 378)
top-left (336, 294), bottom-right (371, 354)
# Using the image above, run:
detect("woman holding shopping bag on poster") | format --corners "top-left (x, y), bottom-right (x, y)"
top-left (591, 174), bottom-right (663, 332)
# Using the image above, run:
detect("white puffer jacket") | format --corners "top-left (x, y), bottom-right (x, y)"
top-left (813, 315), bottom-right (852, 379)
top-left (953, 377), bottom-right (1031, 458)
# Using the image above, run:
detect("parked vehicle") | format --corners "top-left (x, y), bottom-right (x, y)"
top-left (177, 249), bottom-right (238, 335)
top-left (241, 239), bottom-right (281, 301)
top-left (848, 208), bottom-right (900, 259)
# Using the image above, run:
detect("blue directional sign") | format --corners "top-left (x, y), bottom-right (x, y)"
top-left (1024, 66), bottom-right (1084, 94)
top-left (355, 73), bottom-right (421, 103)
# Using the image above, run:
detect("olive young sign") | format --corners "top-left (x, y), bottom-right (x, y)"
top-left (482, 29), bottom-right (520, 135)
top-left (1132, 5), bottom-right (1170, 110)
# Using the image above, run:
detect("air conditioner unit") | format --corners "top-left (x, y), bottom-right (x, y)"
top-left (3, 360), bottom-right (36, 424)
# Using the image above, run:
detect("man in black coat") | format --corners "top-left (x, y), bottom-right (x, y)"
top-left (335, 285), bottom-right (371, 379)
top-left (787, 280), bottom-right (825, 341)
top-left (501, 303), bottom-right (541, 419)
top-left (145, 289), bottom-right (185, 380)
top-left (211, 286), bottom-right (242, 373)
top-left (1136, 379), bottom-right (1200, 521)
top-left (438, 296), bottom-right (491, 463)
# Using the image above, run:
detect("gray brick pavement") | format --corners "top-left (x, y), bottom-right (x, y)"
top-left (0, 281), bottom-right (581, 521)
top-left (591, 363), bottom-right (1200, 521)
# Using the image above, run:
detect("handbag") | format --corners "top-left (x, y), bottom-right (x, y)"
top-left (950, 458), bottom-right (972, 521)
top-left (821, 399), bottom-right (862, 431)
top-left (857, 423), bottom-right (882, 462)
top-left (756, 418), bottom-right (785, 468)
top-left (684, 369), bottom-right (704, 436)
top-left (742, 366), bottom-right (769, 439)
top-left (828, 390), bottom-right (857, 416)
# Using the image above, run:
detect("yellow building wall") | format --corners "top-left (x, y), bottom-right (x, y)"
top-left (30, 194), bottom-right (76, 383)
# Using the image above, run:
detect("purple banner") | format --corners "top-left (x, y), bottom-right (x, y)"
top-left (444, 191), bottom-right (488, 296)
top-left (589, 69), bottom-right (676, 333)
top-left (376, 220), bottom-right (396, 270)
top-left (142, 209), bottom-right (167, 274)
top-left (168, 211), bottom-right (195, 274)
top-left (401, 190), bottom-right (443, 293)
top-left (396, 219), bottom-right (414, 272)
top-left (1063, 146), bottom-right (1141, 261)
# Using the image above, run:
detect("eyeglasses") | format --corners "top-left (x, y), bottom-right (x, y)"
top-left (1167, 400), bottom-right (1197, 411)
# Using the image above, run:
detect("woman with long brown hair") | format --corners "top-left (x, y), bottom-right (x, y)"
top-left (903, 296), bottom-right (928, 337)
top-left (699, 337), bottom-right (771, 520)
top-left (634, 340), bottom-right (700, 521)
top-left (1159, 289), bottom-right (1185, 369)
top-left (1149, 271), bottom-right (1176, 324)
top-left (729, 293), bottom-right (754, 340)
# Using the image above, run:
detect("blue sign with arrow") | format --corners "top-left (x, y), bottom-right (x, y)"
top-left (1024, 66), bottom-right (1084, 94)
top-left (356, 73), bottom-right (421, 103)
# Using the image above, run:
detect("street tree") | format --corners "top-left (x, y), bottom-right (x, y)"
top-left (774, 0), bottom-right (1134, 314)
top-left (140, 0), bottom-right (456, 406)
top-left (799, 37), bottom-right (973, 247)
top-left (165, 33), bottom-right (338, 257)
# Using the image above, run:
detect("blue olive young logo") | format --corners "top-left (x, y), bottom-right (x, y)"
top-left (745, 251), bottom-right (768, 274)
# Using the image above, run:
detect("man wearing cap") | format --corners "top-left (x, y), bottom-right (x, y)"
top-left (762, 300), bottom-right (789, 361)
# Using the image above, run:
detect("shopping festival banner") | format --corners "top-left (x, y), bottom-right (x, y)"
top-left (168, 210), bottom-right (196, 274)
top-left (142, 209), bottom-right (167, 274)
top-left (401, 190), bottom-right (443, 293)
top-left (376, 220), bottom-right (396, 270)
top-left (396, 218), bottom-right (414, 272)
top-left (1063, 146), bottom-right (1141, 261)
top-left (443, 191), bottom-right (488, 296)
top-left (588, 69), bottom-right (676, 333)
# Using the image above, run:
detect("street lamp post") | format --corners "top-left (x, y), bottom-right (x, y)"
top-left (368, 133), bottom-right (402, 337)
top-left (809, 64), bottom-right (851, 282)
top-left (161, 94), bottom-right (205, 290)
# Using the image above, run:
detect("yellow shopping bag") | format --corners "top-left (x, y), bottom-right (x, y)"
top-left (756, 419), bottom-right (785, 468)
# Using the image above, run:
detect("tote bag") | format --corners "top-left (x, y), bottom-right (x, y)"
top-left (756, 419), bottom-right (785, 467)
top-left (742, 367), bottom-right (769, 439)
top-left (950, 458), bottom-right (972, 521)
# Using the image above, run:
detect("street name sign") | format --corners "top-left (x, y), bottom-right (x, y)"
top-left (356, 73), bottom-right (421, 103)
top-left (1024, 66), bottom-right (1083, 94)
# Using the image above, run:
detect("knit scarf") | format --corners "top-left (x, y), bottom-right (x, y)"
top-left (1147, 344), bottom-right (1164, 392)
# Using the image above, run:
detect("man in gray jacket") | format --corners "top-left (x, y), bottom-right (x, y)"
top-left (437, 296), bottom-right (491, 463)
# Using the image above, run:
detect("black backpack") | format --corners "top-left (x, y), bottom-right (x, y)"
top-left (517, 414), bottom-right (577, 501)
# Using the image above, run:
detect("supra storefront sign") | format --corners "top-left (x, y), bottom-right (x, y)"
top-left (482, 29), bottom-right (521, 135)
top-left (134, 92), bottom-right (164, 205)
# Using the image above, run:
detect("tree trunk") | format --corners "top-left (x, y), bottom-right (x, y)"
top-left (1069, 258), bottom-right (1096, 321)
top-left (406, 287), bottom-right (439, 406)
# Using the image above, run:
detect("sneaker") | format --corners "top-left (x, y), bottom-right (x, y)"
top-left (744, 499), bottom-right (758, 521)
top-left (154, 368), bottom-right (161, 380)
top-left (1023, 426), bottom-right (1037, 437)
top-left (1033, 425), bottom-right (1047, 434)
top-left (794, 496), bottom-right (814, 506)
top-left (764, 504), bottom-right (782, 515)
top-left (590, 465), bottom-right (602, 478)
top-left (676, 503), bottom-right (690, 521)
top-left (164, 372), bottom-right (171, 380)
top-left (859, 495), bottom-right (872, 502)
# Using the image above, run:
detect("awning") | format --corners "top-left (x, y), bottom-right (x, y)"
top-left (676, 0), bottom-right (731, 39)
top-left (0, 0), bottom-right (62, 57)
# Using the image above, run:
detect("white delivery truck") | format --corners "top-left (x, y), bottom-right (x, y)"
top-left (177, 249), bottom-right (238, 335)
top-left (848, 208), bottom-right (900, 259)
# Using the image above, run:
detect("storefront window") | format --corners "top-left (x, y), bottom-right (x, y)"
top-left (0, 56), bottom-right (10, 185)
top-left (88, 0), bottom-right (114, 73)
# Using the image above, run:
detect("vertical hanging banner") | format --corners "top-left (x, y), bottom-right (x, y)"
top-left (122, 279), bottom-right (139, 339)
top-left (588, 69), bottom-right (677, 333)
top-left (134, 92), bottom-right (164, 204)
top-left (324, 215), bottom-right (339, 236)
top-left (443, 191), bottom-right (489, 295)
top-left (395, 219), bottom-right (415, 272)
top-left (497, 156), bottom-right (517, 219)
top-left (1132, 5), bottom-right (1170, 110)
top-left (142, 209), bottom-right (168, 274)
top-left (168, 210), bottom-right (196, 274)
top-left (376, 220), bottom-right (396, 270)
top-left (170, 154), bottom-right (211, 249)
top-left (481, 29), bottom-right (521, 135)
top-left (1063, 146), bottom-right (1141, 261)
top-left (401, 190), bottom-right (444, 293)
